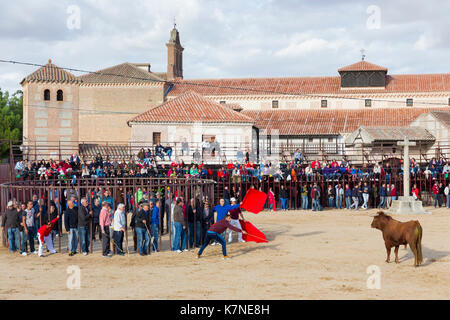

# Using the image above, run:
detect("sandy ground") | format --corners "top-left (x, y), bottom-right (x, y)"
top-left (0, 207), bottom-right (449, 300)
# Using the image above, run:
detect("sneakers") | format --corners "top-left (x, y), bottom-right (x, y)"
top-left (103, 255), bottom-right (111, 258)
top-left (21, 252), bottom-right (27, 256)
top-left (183, 249), bottom-right (188, 252)
top-left (176, 249), bottom-right (182, 253)
top-left (222, 255), bottom-right (230, 260)
top-left (82, 252), bottom-right (88, 256)
top-left (31, 251), bottom-right (37, 255)
top-left (211, 242), bottom-right (217, 246)
top-left (196, 254), bottom-right (200, 259)
top-left (239, 239), bottom-right (246, 243)
top-left (69, 252), bottom-right (74, 256)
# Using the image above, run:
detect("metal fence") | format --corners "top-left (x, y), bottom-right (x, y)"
top-left (0, 177), bottom-right (215, 252)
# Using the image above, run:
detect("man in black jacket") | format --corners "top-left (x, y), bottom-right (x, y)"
top-left (200, 201), bottom-right (215, 245)
top-left (64, 200), bottom-right (78, 256)
top-left (187, 198), bottom-right (202, 248)
top-left (135, 202), bottom-right (151, 256)
top-left (91, 197), bottom-right (102, 241)
top-left (78, 198), bottom-right (92, 255)
top-left (2, 201), bottom-right (21, 253)
top-left (280, 185), bottom-right (289, 211)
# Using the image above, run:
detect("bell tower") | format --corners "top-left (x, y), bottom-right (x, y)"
top-left (166, 24), bottom-right (184, 80)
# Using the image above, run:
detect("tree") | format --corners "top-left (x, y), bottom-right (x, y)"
top-left (0, 88), bottom-right (23, 160)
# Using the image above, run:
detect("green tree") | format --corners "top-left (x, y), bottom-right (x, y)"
top-left (0, 88), bottom-right (23, 160)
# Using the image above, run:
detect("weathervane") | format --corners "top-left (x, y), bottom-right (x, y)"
top-left (360, 48), bottom-right (366, 61)
top-left (174, 16), bottom-right (177, 28)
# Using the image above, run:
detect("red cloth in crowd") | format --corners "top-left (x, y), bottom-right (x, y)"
top-left (239, 220), bottom-right (268, 243)
top-left (37, 217), bottom-right (59, 242)
top-left (217, 171), bottom-right (225, 178)
top-left (390, 188), bottom-right (397, 197)
top-left (311, 160), bottom-right (321, 169)
top-left (241, 189), bottom-right (267, 214)
top-left (227, 163), bottom-right (234, 170)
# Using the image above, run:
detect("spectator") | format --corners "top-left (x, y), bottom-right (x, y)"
top-left (173, 198), bottom-right (187, 253)
top-left (92, 197), bottom-right (102, 241)
top-left (2, 201), bottom-right (21, 253)
top-left (227, 198), bottom-right (245, 243)
top-left (301, 184), bottom-right (308, 210)
top-left (78, 198), bottom-right (91, 256)
top-left (65, 200), bottom-right (79, 257)
top-left (187, 198), bottom-right (201, 249)
top-left (113, 203), bottom-right (126, 256)
top-left (344, 184), bottom-right (352, 209)
top-left (378, 183), bottom-right (387, 209)
top-left (412, 184), bottom-right (419, 201)
top-left (327, 185), bottom-right (335, 208)
top-left (438, 182), bottom-right (445, 208)
top-left (151, 200), bottom-right (160, 252)
top-left (336, 184), bottom-right (344, 209)
top-left (280, 185), bottom-right (289, 211)
top-left (361, 182), bottom-right (370, 210)
top-left (390, 184), bottom-right (397, 202)
top-left (350, 185), bottom-right (359, 211)
top-left (268, 188), bottom-right (276, 212)
top-left (200, 200), bottom-right (214, 244)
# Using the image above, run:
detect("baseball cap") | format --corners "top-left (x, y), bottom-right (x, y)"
top-left (230, 197), bottom-right (236, 202)
top-left (7, 201), bottom-right (13, 207)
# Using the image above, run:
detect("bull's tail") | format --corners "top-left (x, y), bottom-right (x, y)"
top-left (414, 223), bottom-right (423, 266)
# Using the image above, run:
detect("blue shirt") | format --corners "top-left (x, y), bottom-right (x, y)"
top-left (213, 204), bottom-right (240, 221)
top-left (152, 207), bottom-right (159, 226)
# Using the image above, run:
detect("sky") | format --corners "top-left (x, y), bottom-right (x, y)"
top-left (1, 0), bottom-right (450, 93)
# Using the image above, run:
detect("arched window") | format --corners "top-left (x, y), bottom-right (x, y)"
top-left (44, 89), bottom-right (50, 101)
top-left (57, 90), bottom-right (63, 101)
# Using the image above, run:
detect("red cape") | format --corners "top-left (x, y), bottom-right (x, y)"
top-left (239, 220), bottom-right (268, 243)
top-left (241, 189), bottom-right (267, 214)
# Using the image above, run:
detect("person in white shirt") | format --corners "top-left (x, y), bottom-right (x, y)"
top-left (113, 203), bottom-right (126, 255)
top-left (445, 184), bottom-right (450, 209)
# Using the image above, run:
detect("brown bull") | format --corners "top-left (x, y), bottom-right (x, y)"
top-left (371, 211), bottom-right (423, 267)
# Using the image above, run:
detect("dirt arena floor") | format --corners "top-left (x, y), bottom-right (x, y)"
top-left (1, 207), bottom-right (449, 300)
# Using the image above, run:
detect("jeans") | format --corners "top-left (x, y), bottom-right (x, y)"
top-left (345, 197), bottom-right (352, 209)
top-left (151, 224), bottom-right (159, 251)
top-left (351, 197), bottom-right (359, 210)
top-left (102, 227), bottom-right (111, 256)
top-left (362, 193), bottom-right (369, 209)
top-left (20, 230), bottom-right (27, 253)
top-left (170, 222), bottom-right (176, 250)
top-left (328, 198), bottom-right (334, 208)
top-left (391, 196), bottom-right (397, 201)
top-left (378, 196), bottom-right (386, 209)
top-left (173, 222), bottom-right (186, 251)
top-left (188, 221), bottom-right (201, 248)
top-left (136, 227), bottom-right (149, 254)
top-left (92, 222), bottom-right (101, 240)
top-left (113, 230), bottom-right (124, 254)
top-left (336, 196), bottom-right (342, 209)
top-left (301, 195), bottom-right (308, 209)
top-left (68, 228), bottom-right (79, 254)
top-left (446, 194), bottom-right (450, 208)
top-left (280, 198), bottom-right (288, 210)
top-left (77, 226), bottom-right (90, 253)
top-left (312, 199), bottom-right (320, 211)
top-left (198, 231), bottom-right (227, 256)
top-left (7, 228), bottom-right (19, 252)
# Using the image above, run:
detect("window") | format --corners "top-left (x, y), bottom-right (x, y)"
top-left (308, 138), bottom-right (313, 142)
top-left (219, 101), bottom-right (226, 104)
top-left (57, 90), bottom-right (63, 101)
top-left (152, 132), bottom-right (161, 145)
top-left (321, 100), bottom-right (327, 108)
top-left (406, 98), bottom-right (413, 107)
top-left (328, 138), bottom-right (333, 142)
top-left (365, 99), bottom-right (372, 107)
top-left (272, 100), bottom-right (279, 108)
top-left (44, 89), bottom-right (50, 101)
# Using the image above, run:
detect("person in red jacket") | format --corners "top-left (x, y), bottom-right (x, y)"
top-left (37, 216), bottom-right (59, 257)
top-left (197, 213), bottom-right (247, 259)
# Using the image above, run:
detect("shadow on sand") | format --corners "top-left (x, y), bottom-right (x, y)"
top-left (398, 245), bottom-right (450, 266)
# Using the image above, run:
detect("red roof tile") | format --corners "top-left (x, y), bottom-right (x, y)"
top-left (242, 107), bottom-right (450, 136)
top-left (169, 73), bottom-right (450, 96)
top-left (21, 59), bottom-right (80, 84)
top-left (338, 60), bottom-right (387, 72)
top-left (128, 91), bottom-right (254, 124)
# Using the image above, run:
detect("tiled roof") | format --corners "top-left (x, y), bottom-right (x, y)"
top-left (78, 62), bottom-right (165, 84)
top-left (338, 60), bottom-right (387, 72)
top-left (21, 59), bottom-right (80, 84)
top-left (168, 73), bottom-right (450, 96)
top-left (128, 91), bottom-right (254, 124)
top-left (345, 126), bottom-right (435, 145)
top-left (429, 110), bottom-right (450, 127)
top-left (242, 107), bottom-right (450, 136)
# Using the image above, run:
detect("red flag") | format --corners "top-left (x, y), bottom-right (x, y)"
top-left (241, 189), bottom-right (267, 214)
top-left (239, 220), bottom-right (268, 243)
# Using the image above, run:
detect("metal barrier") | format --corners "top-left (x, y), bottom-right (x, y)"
top-left (0, 177), bottom-right (216, 252)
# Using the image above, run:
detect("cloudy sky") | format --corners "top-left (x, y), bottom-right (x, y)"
top-left (1, 0), bottom-right (449, 93)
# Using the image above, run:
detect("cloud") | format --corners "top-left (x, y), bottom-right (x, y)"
top-left (1, 0), bottom-right (450, 93)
